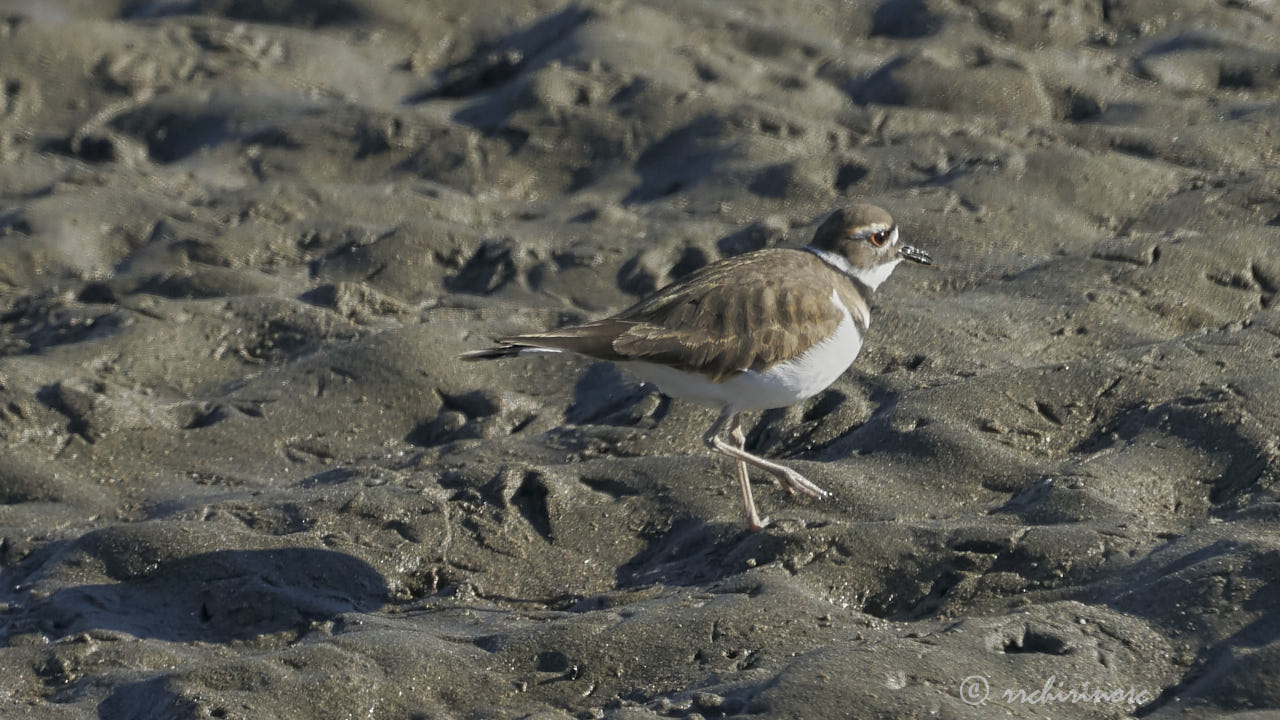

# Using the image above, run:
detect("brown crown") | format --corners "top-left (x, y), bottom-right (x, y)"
top-left (809, 204), bottom-right (895, 252)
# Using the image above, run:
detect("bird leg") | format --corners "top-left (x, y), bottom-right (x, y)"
top-left (704, 409), bottom-right (832, 505)
top-left (734, 453), bottom-right (767, 531)
top-left (703, 410), bottom-right (832, 530)
top-left (704, 409), bottom-right (768, 530)
top-left (729, 419), bottom-right (791, 495)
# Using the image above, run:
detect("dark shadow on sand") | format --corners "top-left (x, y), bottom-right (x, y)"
top-left (1099, 543), bottom-right (1280, 716)
top-left (6, 548), bottom-right (386, 645)
top-left (804, 387), bottom-right (938, 463)
top-left (566, 362), bottom-right (667, 426)
top-left (1073, 403), bottom-right (1270, 515)
top-left (621, 115), bottom-right (736, 205)
top-left (120, 0), bottom-right (363, 27)
top-left (404, 6), bottom-right (591, 119)
top-left (614, 517), bottom-right (800, 590)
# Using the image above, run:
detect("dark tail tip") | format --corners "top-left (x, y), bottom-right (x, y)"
top-left (458, 345), bottom-right (521, 361)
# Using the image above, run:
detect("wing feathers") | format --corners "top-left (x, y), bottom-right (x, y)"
top-left (611, 250), bottom-right (849, 381)
top-left (461, 250), bottom-right (863, 382)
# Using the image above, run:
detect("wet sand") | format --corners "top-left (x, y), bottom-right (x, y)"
top-left (2, 1), bottom-right (1279, 718)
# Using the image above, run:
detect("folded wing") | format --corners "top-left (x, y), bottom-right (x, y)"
top-left (467, 250), bottom-right (848, 382)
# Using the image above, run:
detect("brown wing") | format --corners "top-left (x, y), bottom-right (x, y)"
top-left (610, 249), bottom-right (847, 381)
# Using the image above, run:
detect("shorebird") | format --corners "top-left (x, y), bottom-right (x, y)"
top-left (461, 204), bottom-right (932, 530)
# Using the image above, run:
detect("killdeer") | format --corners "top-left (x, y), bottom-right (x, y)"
top-left (461, 204), bottom-right (932, 530)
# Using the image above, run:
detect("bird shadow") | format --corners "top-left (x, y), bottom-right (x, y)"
top-left (613, 517), bottom-right (811, 590)
top-left (566, 362), bottom-right (669, 427)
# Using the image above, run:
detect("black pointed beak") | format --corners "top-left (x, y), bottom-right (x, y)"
top-left (899, 244), bottom-right (933, 265)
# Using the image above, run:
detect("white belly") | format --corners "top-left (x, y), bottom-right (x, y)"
top-left (619, 290), bottom-right (864, 412)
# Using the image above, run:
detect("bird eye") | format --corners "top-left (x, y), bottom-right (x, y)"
top-left (868, 230), bottom-right (888, 247)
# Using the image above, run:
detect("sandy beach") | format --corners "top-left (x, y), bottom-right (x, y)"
top-left (2, 0), bottom-right (1279, 718)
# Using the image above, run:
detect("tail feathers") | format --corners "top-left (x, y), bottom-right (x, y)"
top-left (458, 344), bottom-right (524, 361)
top-left (463, 319), bottom-right (637, 361)
top-left (460, 320), bottom-right (633, 362)
top-left (458, 343), bottom-right (568, 361)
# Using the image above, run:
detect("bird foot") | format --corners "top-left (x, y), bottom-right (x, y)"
top-left (776, 468), bottom-right (831, 499)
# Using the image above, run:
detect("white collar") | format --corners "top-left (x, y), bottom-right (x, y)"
top-left (805, 246), bottom-right (901, 291)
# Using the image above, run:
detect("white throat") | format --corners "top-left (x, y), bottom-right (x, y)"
top-left (805, 246), bottom-right (902, 291)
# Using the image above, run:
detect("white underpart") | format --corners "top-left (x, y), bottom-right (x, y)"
top-left (517, 347), bottom-right (562, 356)
top-left (620, 289), bottom-right (864, 413)
top-left (806, 226), bottom-right (902, 290)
